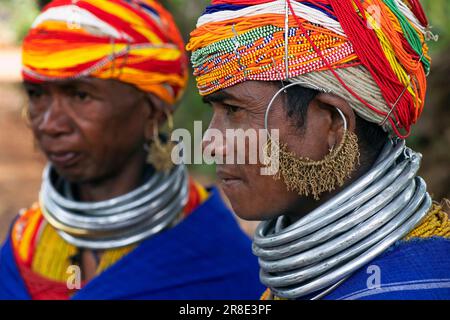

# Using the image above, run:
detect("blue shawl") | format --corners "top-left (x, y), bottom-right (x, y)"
top-left (0, 188), bottom-right (264, 300)
top-left (322, 237), bottom-right (450, 300)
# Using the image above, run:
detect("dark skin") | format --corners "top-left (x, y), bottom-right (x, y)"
top-left (203, 81), bottom-right (372, 222)
top-left (24, 77), bottom-right (167, 281)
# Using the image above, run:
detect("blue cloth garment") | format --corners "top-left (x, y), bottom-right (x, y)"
top-left (321, 237), bottom-right (450, 300)
top-left (0, 188), bottom-right (264, 300)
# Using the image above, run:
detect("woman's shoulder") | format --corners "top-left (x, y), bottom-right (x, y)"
top-left (404, 199), bottom-right (450, 240)
top-left (325, 200), bottom-right (450, 300)
top-left (10, 203), bottom-right (46, 267)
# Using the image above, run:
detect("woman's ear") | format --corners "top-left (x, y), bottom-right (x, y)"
top-left (314, 93), bottom-right (356, 150)
top-left (143, 93), bottom-right (171, 141)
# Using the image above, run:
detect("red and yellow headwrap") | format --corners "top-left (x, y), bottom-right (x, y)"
top-left (187, 0), bottom-right (435, 138)
top-left (22, 0), bottom-right (188, 105)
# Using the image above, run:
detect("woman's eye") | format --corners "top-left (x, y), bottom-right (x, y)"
top-left (73, 90), bottom-right (90, 102)
top-left (26, 88), bottom-right (42, 99)
top-left (224, 104), bottom-right (240, 115)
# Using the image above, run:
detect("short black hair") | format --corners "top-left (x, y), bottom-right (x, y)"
top-left (280, 83), bottom-right (388, 163)
top-left (38, 0), bottom-right (51, 9)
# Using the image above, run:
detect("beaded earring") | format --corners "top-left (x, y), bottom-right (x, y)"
top-left (147, 110), bottom-right (175, 172)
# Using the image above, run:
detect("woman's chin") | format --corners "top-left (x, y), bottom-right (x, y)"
top-left (228, 200), bottom-right (279, 222)
top-left (53, 165), bottom-right (95, 185)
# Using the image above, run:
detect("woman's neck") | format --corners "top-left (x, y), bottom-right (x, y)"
top-left (72, 154), bottom-right (147, 202)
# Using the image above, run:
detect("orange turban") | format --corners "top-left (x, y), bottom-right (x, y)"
top-left (23, 0), bottom-right (188, 105)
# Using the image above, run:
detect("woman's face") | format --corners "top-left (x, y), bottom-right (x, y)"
top-left (24, 77), bottom-right (151, 184)
top-left (203, 81), bottom-right (347, 221)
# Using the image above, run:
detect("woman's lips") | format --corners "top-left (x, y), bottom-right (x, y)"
top-left (48, 152), bottom-right (81, 167)
top-left (217, 169), bottom-right (244, 190)
top-left (221, 177), bottom-right (242, 186)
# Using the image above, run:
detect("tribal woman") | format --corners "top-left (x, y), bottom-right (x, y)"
top-left (0, 0), bottom-right (263, 300)
top-left (188, 0), bottom-right (450, 299)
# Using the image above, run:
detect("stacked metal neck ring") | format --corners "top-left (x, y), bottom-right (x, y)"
top-left (253, 139), bottom-right (432, 299)
top-left (39, 164), bottom-right (189, 250)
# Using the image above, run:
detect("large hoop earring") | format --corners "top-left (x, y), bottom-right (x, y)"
top-left (263, 82), bottom-right (360, 200)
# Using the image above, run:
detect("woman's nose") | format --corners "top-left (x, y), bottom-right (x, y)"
top-left (37, 95), bottom-right (73, 137)
top-left (202, 115), bottom-right (227, 162)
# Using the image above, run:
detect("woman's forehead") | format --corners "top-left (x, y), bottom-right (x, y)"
top-left (23, 77), bottom-right (140, 93)
top-left (204, 81), bottom-right (278, 103)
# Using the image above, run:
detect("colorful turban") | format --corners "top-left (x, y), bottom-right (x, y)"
top-left (23, 0), bottom-right (188, 105)
top-left (187, 0), bottom-right (434, 138)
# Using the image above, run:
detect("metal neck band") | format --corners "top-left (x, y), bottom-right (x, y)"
top-left (39, 164), bottom-right (189, 250)
top-left (253, 139), bottom-right (431, 299)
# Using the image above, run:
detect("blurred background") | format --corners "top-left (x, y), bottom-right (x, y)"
top-left (0, 0), bottom-right (448, 241)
